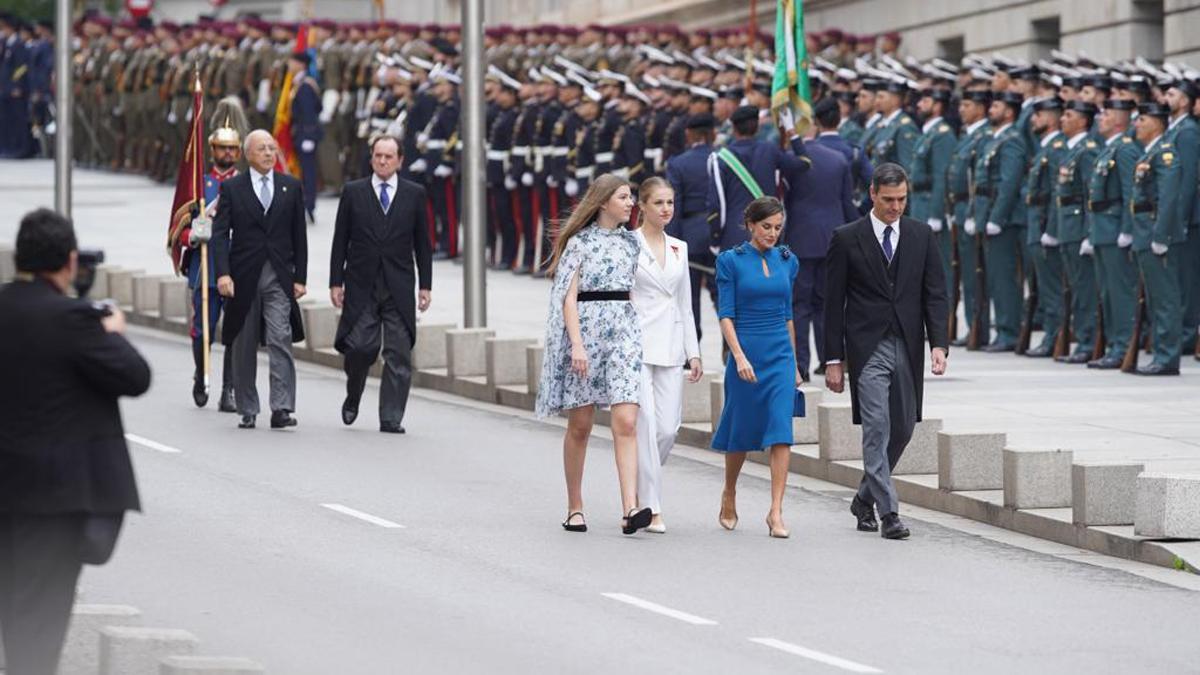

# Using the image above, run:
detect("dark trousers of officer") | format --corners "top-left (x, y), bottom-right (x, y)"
top-left (1137, 249), bottom-right (1183, 368)
top-left (191, 284), bottom-right (236, 392)
top-left (688, 251), bottom-right (718, 342)
top-left (1030, 243), bottom-right (1065, 351)
top-left (496, 190), bottom-right (518, 267)
top-left (342, 277), bottom-right (413, 426)
top-left (517, 185), bottom-right (537, 270)
top-left (792, 257), bottom-right (827, 375)
top-left (1062, 242), bottom-right (1098, 355)
top-left (298, 148), bottom-right (318, 217)
top-left (537, 183), bottom-right (560, 273)
top-left (1178, 227), bottom-right (1200, 350)
top-left (0, 513), bottom-right (86, 675)
top-left (431, 176), bottom-right (459, 257)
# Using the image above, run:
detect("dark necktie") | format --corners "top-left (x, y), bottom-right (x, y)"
top-left (883, 225), bottom-right (894, 264)
top-left (379, 182), bottom-right (390, 212)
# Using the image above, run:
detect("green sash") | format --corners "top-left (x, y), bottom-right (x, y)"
top-left (717, 147), bottom-right (764, 199)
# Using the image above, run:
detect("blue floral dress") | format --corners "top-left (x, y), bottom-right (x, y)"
top-left (536, 224), bottom-right (643, 417)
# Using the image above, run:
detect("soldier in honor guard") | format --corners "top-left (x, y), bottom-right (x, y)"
top-left (948, 90), bottom-right (992, 346)
top-left (1022, 97), bottom-right (1067, 358)
top-left (867, 77), bottom-right (919, 168)
top-left (533, 66), bottom-right (568, 274)
top-left (1163, 80), bottom-right (1199, 353)
top-left (856, 78), bottom-right (884, 157)
top-left (592, 71), bottom-right (626, 176)
top-left (510, 76), bottom-right (541, 274)
top-left (1085, 99), bottom-right (1141, 369)
top-left (422, 66), bottom-right (462, 260)
top-left (706, 105), bottom-right (809, 252)
top-left (486, 67), bottom-right (521, 269)
top-left (1008, 65), bottom-right (1041, 153)
top-left (171, 107), bottom-right (246, 411)
top-left (665, 112), bottom-right (717, 341)
top-left (612, 82), bottom-right (650, 186)
top-left (567, 85), bottom-right (603, 200)
top-left (971, 90), bottom-right (1029, 352)
top-left (1127, 102), bottom-right (1185, 375)
top-left (1048, 100), bottom-right (1101, 363)
top-left (660, 78), bottom-right (693, 162)
top-left (909, 88), bottom-right (956, 302)
top-left (287, 51), bottom-right (323, 224)
top-left (312, 19), bottom-right (346, 196)
top-left (400, 55), bottom-right (437, 183)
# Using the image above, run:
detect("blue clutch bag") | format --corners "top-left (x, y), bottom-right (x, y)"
top-left (793, 388), bottom-right (806, 417)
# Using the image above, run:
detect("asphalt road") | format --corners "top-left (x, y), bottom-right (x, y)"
top-left (69, 327), bottom-right (1200, 675)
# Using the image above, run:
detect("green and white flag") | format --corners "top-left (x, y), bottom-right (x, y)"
top-left (771, 0), bottom-right (813, 134)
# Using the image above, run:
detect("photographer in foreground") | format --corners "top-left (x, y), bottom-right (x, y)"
top-left (0, 208), bottom-right (151, 675)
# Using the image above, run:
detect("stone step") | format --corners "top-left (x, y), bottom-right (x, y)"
top-left (59, 604), bottom-right (143, 675)
top-left (938, 431), bottom-right (1006, 491)
top-left (446, 328), bottom-right (496, 378)
top-left (100, 626), bottom-right (199, 675)
top-left (1135, 473), bottom-right (1200, 538)
top-left (159, 655), bottom-right (266, 674)
top-left (1003, 447), bottom-right (1073, 509)
top-left (1072, 461), bottom-right (1144, 526)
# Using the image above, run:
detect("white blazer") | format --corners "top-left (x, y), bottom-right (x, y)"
top-left (631, 229), bottom-right (702, 367)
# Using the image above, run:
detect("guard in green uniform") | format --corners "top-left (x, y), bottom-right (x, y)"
top-left (909, 88), bottom-right (956, 304)
top-left (1022, 97), bottom-right (1066, 357)
top-left (1129, 102), bottom-right (1184, 376)
top-left (867, 78), bottom-right (919, 168)
top-left (1164, 80), bottom-right (1199, 353)
top-left (1051, 101), bottom-right (1102, 363)
top-left (835, 90), bottom-right (863, 144)
top-left (973, 91), bottom-right (1029, 352)
top-left (947, 90), bottom-right (992, 346)
top-left (1086, 99), bottom-right (1141, 369)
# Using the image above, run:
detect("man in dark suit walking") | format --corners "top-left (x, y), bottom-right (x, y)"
top-left (824, 163), bottom-right (949, 539)
top-left (665, 112), bottom-right (716, 340)
top-left (214, 129), bottom-right (309, 430)
top-left (330, 134), bottom-right (433, 434)
top-left (0, 209), bottom-right (151, 674)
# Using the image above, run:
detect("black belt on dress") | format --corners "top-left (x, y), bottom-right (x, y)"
top-left (578, 290), bottom-right (631, 302)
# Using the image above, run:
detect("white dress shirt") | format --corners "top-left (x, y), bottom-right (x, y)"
top-left (371, 172), bottom-right (398, 213)
top-left (250, 167), bottom-right (274, 211)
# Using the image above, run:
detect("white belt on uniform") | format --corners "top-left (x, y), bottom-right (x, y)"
top-left (574, 167), bottom-right (595, 179)
top-left (486, 149), bottom-right (507, 161)
top-left (425, 139), bottom-right (447, 149)
top-left (595, 151), bottom-right (614, 163)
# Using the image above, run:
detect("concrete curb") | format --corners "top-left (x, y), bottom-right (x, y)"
top-left (115, 278), bottom-right (1199, 576)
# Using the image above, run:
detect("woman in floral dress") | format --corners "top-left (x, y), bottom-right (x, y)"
top-left (536, 174), bottom-right (653, 536)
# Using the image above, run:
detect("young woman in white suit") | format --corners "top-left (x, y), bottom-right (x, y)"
top-left (631, 177), bottom-right (703, 533)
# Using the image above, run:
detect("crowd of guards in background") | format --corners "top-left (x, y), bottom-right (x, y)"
top-left (3, 10), bottom-right (1199, 376)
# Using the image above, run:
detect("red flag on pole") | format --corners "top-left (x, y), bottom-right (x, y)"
top-left (167, 72), bottom-right (204, 274)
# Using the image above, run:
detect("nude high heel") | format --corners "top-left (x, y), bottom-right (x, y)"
top-left (719, 491), bottom-right (739, 530)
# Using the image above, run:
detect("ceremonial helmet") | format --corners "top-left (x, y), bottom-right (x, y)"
top-left (208, 96), bottom-right (249, 150)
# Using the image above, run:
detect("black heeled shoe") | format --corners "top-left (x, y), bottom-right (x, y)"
top-left (562, 511), bottom-right (587, 533)
top-left (622, 507), bottom-right (652, 535)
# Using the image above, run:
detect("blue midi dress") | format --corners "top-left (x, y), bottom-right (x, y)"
top-left (711, 243), bottom-right (799, 452)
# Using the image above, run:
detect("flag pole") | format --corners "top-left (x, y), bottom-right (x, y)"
top-left (195, 70), bottom-right (211, 393)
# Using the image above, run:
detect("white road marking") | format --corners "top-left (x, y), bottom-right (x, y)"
top-left (125, 433), bottom-right (183, 454)
top-left (600, 593), bottom-right (718, 626)
top-left (749, 637), bottom-right (883, 673)
top-left (320, 503), bottom-right (406, 529)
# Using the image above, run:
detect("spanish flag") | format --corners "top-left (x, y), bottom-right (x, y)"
top-left (771, 0), bottom-right (813, 135)
top-left (271, 23), bottom-right (313, 175)
top-left (167, 73), bottom-right (204, 274)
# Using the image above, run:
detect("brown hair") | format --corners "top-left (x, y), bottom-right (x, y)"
top-left (545, 173), bottom-right (630, 276)
top-left (636, 176), bottom-right (672, 228)
top-left (743, 196), bottom-right (784, 227)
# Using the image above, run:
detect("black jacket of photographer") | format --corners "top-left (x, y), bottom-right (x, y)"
top-left (0, 278), bottom-right (151, 514)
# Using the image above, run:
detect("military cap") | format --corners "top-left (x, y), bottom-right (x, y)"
top-left (997, 91), bottom-right (1024, 111)
top-left (561, 26), bottom-right (579, 37)
top-left (312, 19), bottom-right (335, 30)
top-left (881, 77), bottom-right (910, 94)
top-left (581, 86), bottom-right (602, 103)
top-left (526, 67), bottom-right (544, 83)
top-left (921, 88), bottom-right (953, 103)
top-left (835, 68), bottom-right (858, 85)
top-left (431, 37), bottom-right (458, 57)
top-left (931, 58), bottom-right (959, 75)
top-left (731, 105), bottom-right (760, 125)
top-left (860, 78), bottom-right (883, 92)
top-left (696, 55), bottom-right (723, 72)
top-left (1083, 75), bottom-right (1113, 92)
top-left (1170, 79), bottom-right (1200, 100)
top-left (1137, 101), bottom-right (1170, 119)
top-left (722, 85), bottom-right (746, 100)
top-left (689, 85), bottom-right (718, 101)
top-left (1065, 100), bottom-right (1098, 116)
top-left (834, 90), bottom-right (857, 103)
top-left (623, 82), bottom-right (651, 106)
top-left (408, 56), bottom-right (435, 72)
top-left (1009, 64), bottom-right (1039, 80)
top-left (1104, 98), bottom-right (1137, 111)
top-left (1032, 97), bottom-right (1063, 112)
top-left (824, 28), bottom-right (845, 42)
top-left (882, 31), bottom-right (901, 43)
top-left (487, 66), bottom-right (522, 92)
top-left (433, 67), bottom-right (462, 86)
top-left (540, 66), bottom-right (569, 87)
top-left (1114, 75), bottom-right (1151, 95)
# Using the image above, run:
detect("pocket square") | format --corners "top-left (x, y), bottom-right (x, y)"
top-left (793, 388), bottom-right (806, 418)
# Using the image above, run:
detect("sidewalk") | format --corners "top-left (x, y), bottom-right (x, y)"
top-left (3, 158), bottom-right (1199, 472)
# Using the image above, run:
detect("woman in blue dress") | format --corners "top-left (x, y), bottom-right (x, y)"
top-left (536, 174), bottom-right (654, 536)
top-left (711, 197), bottom-right (802, 539)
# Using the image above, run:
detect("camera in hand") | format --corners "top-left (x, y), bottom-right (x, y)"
top-left (74, 248), bottom-right (105, 298)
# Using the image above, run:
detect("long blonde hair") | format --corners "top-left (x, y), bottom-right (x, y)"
top-left (546, 173), bottom-right (630, 277)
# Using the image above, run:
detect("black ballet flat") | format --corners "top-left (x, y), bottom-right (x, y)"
top-left (562, 512), bottom-right (588, 533)
top-left (622, 507), bottom-right (653, 535)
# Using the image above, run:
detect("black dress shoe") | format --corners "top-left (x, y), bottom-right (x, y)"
top-left (238, 415), bottom-right (256, 429)
top-left (218, 388), bottom-right (237, 413)
top-left (850, 496), bottom-right (878, 532)
top-left (270, 410), bottom-right (298, 429)
top-left (192, 378), bottom-right (209, 408)
top-left (380, 422), bottom-right (406, 433)
top-left (880, 513), bottom-right (910, 540)
top-left (1136, 363), bottom-right (1180, 376)
top-left (982, 342), bottom-right (1015, 353)
top-left (798, 370), bottom-right (810, 383)
top-left (1063, 352), bottom-right (1091, 364)
top-left (512, 265), bottom-right (532, 275)
top-left (814, 364), bottom-right (826, 376)
top-left (1025, 345), bottom-right (1053, 358)
top-left (342, 398), bottom-right (359, 426)
top-left (951, 337), bottom-right (969, 348)
top-left (1087, 356), bottom-right (1123, 370)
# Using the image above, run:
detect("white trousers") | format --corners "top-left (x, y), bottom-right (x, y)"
top-left (636, 363), bottom-right (684, 514)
